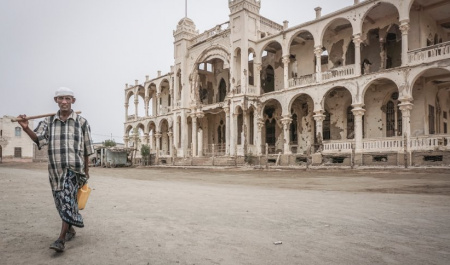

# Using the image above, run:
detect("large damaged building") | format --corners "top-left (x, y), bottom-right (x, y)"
top-left (124, 0), bottom-right (450, 167)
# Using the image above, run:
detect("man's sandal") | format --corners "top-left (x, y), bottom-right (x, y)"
top-left (65, 230), bottom-right (76, 241)
top-left (49, 239), bottom-right (65, 252)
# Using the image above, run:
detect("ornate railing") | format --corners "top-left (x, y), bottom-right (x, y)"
top-left (203, 144), bottom-right (227, 157)
top-left (408, 41), bottom-right (450, 64)
top-left (288, 73), bottom-right (316, 87)
top-left (323, 140), bottom-right (354, 153)
top-left (191, 23), bottom-right (230, 44)
top-left (322, 65), bottom-right (355, 81)
top-left (260, 17), bottom-right (283, 32)
top-left (409, 135), bottom-right (448, 151)
top-left (363, 137), bottom-right (404, 152)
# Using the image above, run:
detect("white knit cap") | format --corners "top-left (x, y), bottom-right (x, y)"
top-left (55, 87), bottom-right (74, 97)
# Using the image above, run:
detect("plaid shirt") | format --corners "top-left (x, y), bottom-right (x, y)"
top-left (34, 110), bottom-right (95, 191)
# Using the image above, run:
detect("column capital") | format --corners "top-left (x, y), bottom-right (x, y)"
top-left (167, 131), bottom-right (173, 137)
top-left (352, 34), bottom-right (363, 46)
top-left (280, 115), bottom-right (292, 125)
top-left (254, 62), bottom-right (262, 72)
top-left (398, 101), bottom-right (413, 112)
top-left (124, 103), bottom-right (129, 108)
top-left (351, 106), bottom-right (366, 116)
top-left (399, 21), bottom-right (410, 34)
top-left (257, 119), bottom-right (265, 131)
top-left (154, 133), bottom-right (162, 139)
top-left (282, 55), bottom-right (290, 65)
top-left (314, 46), bottom-right (323, 56)
top-left (196, 112), bottom-right (204, 119)
top-left (313, 110), bottom-right (325, 122)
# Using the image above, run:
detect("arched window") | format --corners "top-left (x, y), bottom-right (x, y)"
top-left (237, 113), bottom-right (243, 145)
top-left (249, 111), bottom-right (254, 145)
top-left (346, 41), bottom-right (355, 65)
top-left (262, 65), bottom-right (274, 93)
top-left (386, 101), bottom-right (395, 137)
top-left (386, 92), bottom-right (402, 137)
top-left (290, 113), bottom-right (298, 144)
top-left (218, 79), bottom-right (227, 102)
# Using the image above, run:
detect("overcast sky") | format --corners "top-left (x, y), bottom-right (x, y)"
top-left (0, 0), bottom-right (353, 143)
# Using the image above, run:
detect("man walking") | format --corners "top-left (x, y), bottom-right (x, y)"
top-left (17, 87), bottom-right (95, 252)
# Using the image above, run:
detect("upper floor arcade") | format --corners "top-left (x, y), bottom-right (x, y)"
top-left (124, 0), bottom-right (450, 123)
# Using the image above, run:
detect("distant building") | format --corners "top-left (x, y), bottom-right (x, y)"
top-left (124, 0), bottom-right (450, 167)
top-left (0, 115), bottom-right (35, 162)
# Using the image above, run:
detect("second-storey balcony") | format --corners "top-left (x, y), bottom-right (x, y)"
top-left (408, 41), bottom-right (450, 65)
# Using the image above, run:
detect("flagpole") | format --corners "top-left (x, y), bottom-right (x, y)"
top-left (185, 0), bottom-right (187, 18)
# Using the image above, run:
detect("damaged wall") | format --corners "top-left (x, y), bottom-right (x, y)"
top-left (324, 88), bottom-right (352, 140)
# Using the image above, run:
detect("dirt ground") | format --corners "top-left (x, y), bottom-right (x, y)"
top-left (1, 162), bottom-right (450, 265)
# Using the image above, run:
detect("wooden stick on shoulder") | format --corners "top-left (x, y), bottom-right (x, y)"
top-left (11, 111), bottom-right (82, 122)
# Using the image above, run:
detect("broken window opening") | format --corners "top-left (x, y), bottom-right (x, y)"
top-left (373, 155), bottom-right (388, 162)
top-left (249, 111), bottom-right (254, 145)
top-left (262, 65), bottom-right (274, 93)
top-left (218, 78), bottom-right (227, 102)
top-left (323, 112), bottom-right (331, 140)
top-left (290, 113), bottom-right (298, 145)
top-left (424, 155), bottom-right (442, 162)
top-left (429, 105), bottom-right (435, 134)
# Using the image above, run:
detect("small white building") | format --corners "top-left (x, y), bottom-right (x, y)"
top-left (0, 115), bottom-right (35, 162)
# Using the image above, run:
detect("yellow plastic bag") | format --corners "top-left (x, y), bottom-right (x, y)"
top-left (77, 183), bottom-right (91, 210)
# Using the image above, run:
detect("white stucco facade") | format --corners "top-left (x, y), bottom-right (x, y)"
top-left (0, 116), bottom-right (35, 161)
top-left (124, 0), bottom-right (450, 166)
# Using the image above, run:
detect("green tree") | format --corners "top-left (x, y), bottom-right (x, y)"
top-left (140, 144), bottom-right (150, 165)
top-left (103, 139), bottom-right (116, 147)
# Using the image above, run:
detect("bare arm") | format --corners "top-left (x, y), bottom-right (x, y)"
top-left (84, 155), bottom-right (90, 179)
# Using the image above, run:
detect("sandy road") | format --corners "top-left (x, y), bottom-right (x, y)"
top-left (1, 162), bottom-right (450, 265)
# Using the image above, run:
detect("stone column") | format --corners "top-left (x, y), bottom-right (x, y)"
top-left (254, 63), bottom-right (262, 95)
top-left (281, 116), bottom-right (292, 154)
top-left (314, 46), bottom-right (323, 82)
top-left (156, 93), bottom-right (161, 116)
top-left (155, 133), bottom-right (162, 153)
top-left (230, 113), bottom-right (237, 156)
top-left (353, 34), bottom-right (363, 76)
top-left (150, 133), bottom-right (156, 151)
top-left (181, 112), bottom-right (187, 156)
top-left (168, 131), bottom-right (173, 157)
top-left (313, 110), bottom-right (325, 151)
top-left (124, 103), bottom-right (129, 121)
top-left (123, 136), bottom-right (129, 148)
top-left (144, 133), bottom-right (150, 145)
top-left (134, 97), bottom-right (139, 121)
top-left (400, 20), bottom-right (410, 66)
top-left (351, 104), bottom-right (366, 153)
top-left (243, 109), bottom-right (249, 151)
top-left (282, 55), bottom-right (290, 89)
top-left (256, 119), bottom-right (264, 155)
top-left (198, 128), bottom-right (203, 157)
top-left (197, 113), bottom-right (204, 157)
top-left (145, 96), bottom-right (149, 117)
top-left (379, 39), bottom-right (386, 70)
top-left (399, 99), bottom-right (413, 144)
top-left (191, 115), bottom-right (198, 157)
top-left (224, 106), bottom-right (231, 155)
